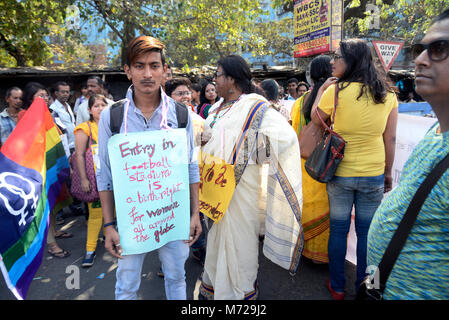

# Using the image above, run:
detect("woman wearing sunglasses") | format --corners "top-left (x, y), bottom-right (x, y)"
top-left (310, 38), bottom-right (398, 300)
top-left (198, 55), bottom-right (303, 300)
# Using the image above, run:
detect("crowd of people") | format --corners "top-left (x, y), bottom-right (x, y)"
top-left (1, 8), bottom-right (449, 301)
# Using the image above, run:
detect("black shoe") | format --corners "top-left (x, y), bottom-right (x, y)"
top-left (69, 203), bottom-right (86, 216)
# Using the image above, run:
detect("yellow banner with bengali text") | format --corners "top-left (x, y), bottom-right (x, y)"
top-left (198, 152), bottom-right (235, 223)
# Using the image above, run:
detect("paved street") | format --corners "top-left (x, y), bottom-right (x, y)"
top-left (0, 210), bottom-right (357, 300)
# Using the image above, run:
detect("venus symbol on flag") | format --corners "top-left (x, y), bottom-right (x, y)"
top-left (0, 172), bottom-right (39, 226)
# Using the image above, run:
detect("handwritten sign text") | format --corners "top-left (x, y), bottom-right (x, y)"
top-left (108, 129), bottom-right (190, 255)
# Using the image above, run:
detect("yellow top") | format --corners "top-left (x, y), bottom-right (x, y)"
top-left (74, 120), bottom-right (99, 144)
top-left (318, 83), bottom-right (398, 177)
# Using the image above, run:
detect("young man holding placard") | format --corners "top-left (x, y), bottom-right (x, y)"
top-left (97, 36), bottom-right (201, 300)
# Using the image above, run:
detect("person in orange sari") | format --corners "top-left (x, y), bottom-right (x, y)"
top-left (291, 55), bottom-right (332, 264)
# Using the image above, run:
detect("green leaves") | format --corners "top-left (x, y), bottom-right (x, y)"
top-left (345, 0), bottom-right (449, 45)
top-left (0, 0), bottom-right (79, 67)
top-left (76, 0), bottom-right (271, 67)
top-left (0, 0), bottom-right (291, 68)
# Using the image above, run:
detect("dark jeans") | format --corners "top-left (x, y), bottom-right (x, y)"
top-left (326, 175), bottom-right (384, 292)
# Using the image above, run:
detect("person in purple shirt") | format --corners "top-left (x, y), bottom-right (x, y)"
top-left (97, 35), bottom-right (201, 300)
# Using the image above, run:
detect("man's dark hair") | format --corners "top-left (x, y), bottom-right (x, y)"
top-left (260, 79), bottom-right (279, 102)
top-left (87, 76), bottom-right (104, 87)
top-left (126, 35), bottom-right (166, 66)
top-left (287, 78), bottom-right (298, 85)
top-left (431, 8), bottom-right (449, 26)
top-left (191, 82), bottom-right (201, 92)
top-left (297, 81), bottom-right (309, 90)
top-left (55, 81), bottom-right (70, 92)
top-left (6, 86), bottom-right (21, 98)
top-left (164, 77), bottom-right (192, 97)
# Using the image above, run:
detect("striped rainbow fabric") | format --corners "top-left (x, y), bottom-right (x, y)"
top-left (0, 97), bottom-right (71, 300)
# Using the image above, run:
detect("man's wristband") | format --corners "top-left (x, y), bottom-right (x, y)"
top-left (104, 221), bottom-right (116, 228)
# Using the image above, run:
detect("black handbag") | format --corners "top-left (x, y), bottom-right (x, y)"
top-left (305, 86), bottom-right (346, 183)
top-left (356, 152), bottom-right (449, 300)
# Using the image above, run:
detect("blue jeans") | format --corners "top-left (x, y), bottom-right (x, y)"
top-left (115, 240), bottom-right (189, 300)
top-left (326, 175), bottom-right (384, 292)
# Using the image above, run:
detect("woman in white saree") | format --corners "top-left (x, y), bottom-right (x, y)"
top-left (199, 55), bottom-right (304, 300)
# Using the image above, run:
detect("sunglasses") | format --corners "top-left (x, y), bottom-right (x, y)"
top-left (333, 54), bottom-right (344, 60)
top-left (172, 91), bottom-right (191, 97)
top-left (411, 39), bottom-right (449, 62)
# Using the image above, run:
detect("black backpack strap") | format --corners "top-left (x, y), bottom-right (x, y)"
top-left (110, 99), bottom-right (188, 133)
top-left (110, 99), bottom-right (126, 135)
top-left (175, 101), bottom-right (189, 129)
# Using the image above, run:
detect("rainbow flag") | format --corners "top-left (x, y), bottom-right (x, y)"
top-left (0, 98), bottom-right (71, 300)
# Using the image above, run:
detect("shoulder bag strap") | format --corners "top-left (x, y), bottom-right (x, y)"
top-left (86, 121), bottom-right (93, 148)
top-left (376, 151), bottom-right (449, 292)
top-left (330, 84), bottom-right (339, 127)
top-left (314, 84), bottom-right (339, 131)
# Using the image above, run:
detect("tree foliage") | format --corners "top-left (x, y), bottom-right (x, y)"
top-left (251, 14), bottom-right (294, 65)
top-left (77, 0), bottom-right (162, 66)
top-left (355, 0), bottom-right (449, 43)
top-left (0, 0), bottom-right (99, 68)
top-left (4, 0), bottom-right (444, 69)
top-left (78, 0), bottom-right (267, 68)
top-left (165, 1), bottom-right (265, 64)
top-left (0, 0), bottom-right (70, 66)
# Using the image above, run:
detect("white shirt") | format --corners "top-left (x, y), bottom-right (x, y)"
top-left (74, 95), bottom-right (87, 115)
top-left (76, 97), bottom-right (114, 126)
top-left (49, 99), bottom-right (76, 149)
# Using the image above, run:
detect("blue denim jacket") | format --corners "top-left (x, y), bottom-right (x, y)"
top-left (0, 109), bottom-right (17, 145)
top-left (96, 85), bottom-right (200, 192)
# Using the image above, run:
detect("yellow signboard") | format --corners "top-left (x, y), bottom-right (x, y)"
top-left (198, 152), bottom-right (235, 223)
top-left (293, 0), bottom-right (342, 57)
